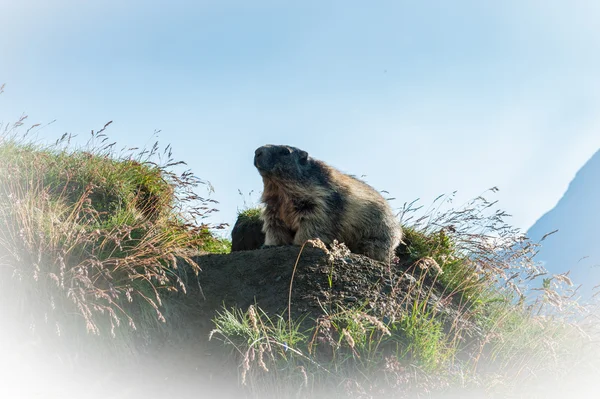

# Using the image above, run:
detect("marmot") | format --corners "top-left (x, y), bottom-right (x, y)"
top-left (254, 144), bottom-right (402, 262)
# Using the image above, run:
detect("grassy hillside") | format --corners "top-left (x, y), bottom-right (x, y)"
top-left (1, 118), bottom-right (598, 398)
top-left (0, 121), bottom-right (228, 355)
top-left (210, 196), bottom-right (598, 397)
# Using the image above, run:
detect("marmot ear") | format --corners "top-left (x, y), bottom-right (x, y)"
top-left (298, 150), bottom-right (309, 165)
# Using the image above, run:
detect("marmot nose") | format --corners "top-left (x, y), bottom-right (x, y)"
top-left (255, 147), bottom-right (264, 158)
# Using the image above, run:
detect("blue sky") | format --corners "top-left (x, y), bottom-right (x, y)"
top-left (1, 0), bottom-right (600, 235)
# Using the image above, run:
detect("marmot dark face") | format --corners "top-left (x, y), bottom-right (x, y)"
top-left (254, 145), bottom-right (310, 180)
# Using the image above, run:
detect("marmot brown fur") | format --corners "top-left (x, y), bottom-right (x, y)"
top-left (254, 144), bottom-right (402, 262)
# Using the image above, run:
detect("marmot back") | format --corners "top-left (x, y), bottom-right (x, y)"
top-left (254, 144), bottom-right (402, 262)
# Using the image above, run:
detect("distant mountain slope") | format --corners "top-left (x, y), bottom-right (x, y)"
top-left (527, 149), bottom-right (600, 298)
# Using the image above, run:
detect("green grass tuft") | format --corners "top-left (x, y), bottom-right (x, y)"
top-left (237, 206), bottom-right (262, 224)
top-left (0, 123), bottom-right (225, 354)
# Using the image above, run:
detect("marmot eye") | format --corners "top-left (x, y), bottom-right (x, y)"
top-left (280, 148), bottom-right (290, 156)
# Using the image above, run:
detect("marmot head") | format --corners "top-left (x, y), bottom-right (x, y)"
top-left (254, 145), bottom-right (310, 180)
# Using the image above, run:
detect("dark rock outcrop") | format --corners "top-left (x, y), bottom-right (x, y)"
top-left (190, 245), bottom-right (479, 340)
top-left (230, 214), bottom-right (265, 251)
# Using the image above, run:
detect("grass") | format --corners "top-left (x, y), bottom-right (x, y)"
top-left (209, 192), bottom-right (599, 397)
top-left (237, 206), bottom-right (262, 223)
top-left (0, 116), bottom-right (227, 355)
top-left (209, 300), bottom-right (455, 397)
top-left (1, 107), bottom-right (598, 397)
